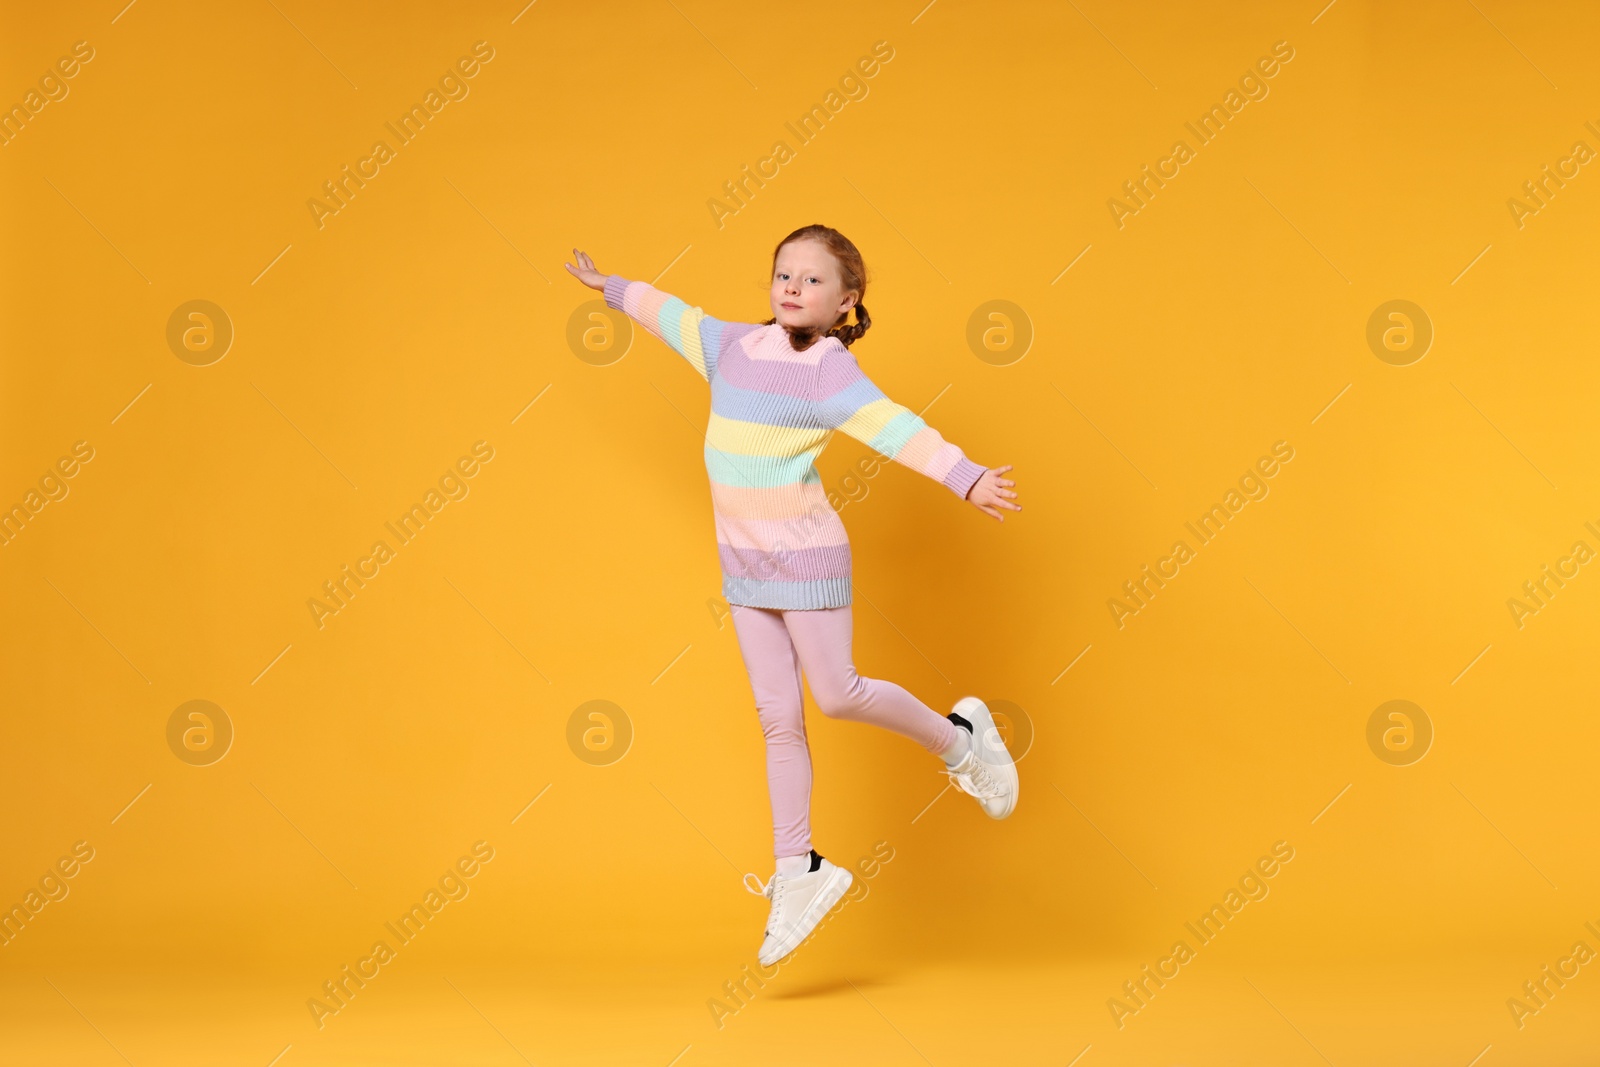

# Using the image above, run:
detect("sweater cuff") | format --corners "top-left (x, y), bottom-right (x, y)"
top-left (602, 274), bottom-right (630, 311)
top-left (944, 456), bottom-right (987, 500)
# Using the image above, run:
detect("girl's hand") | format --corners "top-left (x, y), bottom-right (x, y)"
top-left (564, 249), bottom-right (608, 291)
top-left (966, 465), bottom-right (1021, 522)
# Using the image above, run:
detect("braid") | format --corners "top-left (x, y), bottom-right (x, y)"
top-left (827, 301), bottom-right (870, 348)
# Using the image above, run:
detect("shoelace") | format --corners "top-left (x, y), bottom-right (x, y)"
top-left (743, 872), bottom-right (789, 940)
top-left (947, 753), bottom-right (1005, 799)
top-left (743, 872), bottom-right (788, 925)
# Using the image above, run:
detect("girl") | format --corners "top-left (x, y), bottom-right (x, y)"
top-left (564, 225), bottom-right (1022, 967)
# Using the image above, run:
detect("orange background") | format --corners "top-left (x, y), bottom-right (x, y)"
top-left (4, 1), bottom-right (1599, 1063)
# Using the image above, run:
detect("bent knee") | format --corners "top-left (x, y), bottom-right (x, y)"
top-left (812, 677), bottom-right (868, 719)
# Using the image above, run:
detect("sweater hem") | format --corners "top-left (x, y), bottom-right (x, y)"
top-left (724, 574), bottom-right (851, 610)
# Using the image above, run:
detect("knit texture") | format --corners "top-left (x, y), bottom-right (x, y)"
top-left (604, 274), bottom-right (986, 610)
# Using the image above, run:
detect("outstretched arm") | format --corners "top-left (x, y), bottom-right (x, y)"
top-left (565, 249), bottom-right (730, 383)
top-left (813, 345), bottom-right (1020, 521)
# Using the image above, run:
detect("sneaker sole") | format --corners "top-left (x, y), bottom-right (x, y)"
top-left (954, 696), bottom-right (1019, 819)
top-left (759, 865), bottom-right (854, 966)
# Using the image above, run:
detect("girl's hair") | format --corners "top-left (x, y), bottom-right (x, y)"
top-left (762, 224), bottom-right (871, 350)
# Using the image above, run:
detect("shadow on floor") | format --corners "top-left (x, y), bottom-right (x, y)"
top-left (765, 974), bottom-right (894, 1000)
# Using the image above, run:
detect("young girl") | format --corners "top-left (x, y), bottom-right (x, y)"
top-left (564, 225), bottom-right (1022, 966)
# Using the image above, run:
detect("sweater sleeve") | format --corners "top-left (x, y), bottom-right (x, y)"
top-left (812, 342), bottom-right (987, 500)
top-left (602, 274), bottom-right (731, 383)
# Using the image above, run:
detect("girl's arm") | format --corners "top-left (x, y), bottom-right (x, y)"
top-left (812, 343), bottom-right (988, 502)
top-left (564, 248), bottom-right (735, 384)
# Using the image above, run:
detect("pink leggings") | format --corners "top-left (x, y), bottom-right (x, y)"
top-left (730, 603), bottom-right (960, 860)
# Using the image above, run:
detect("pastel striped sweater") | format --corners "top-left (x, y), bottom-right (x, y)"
top-left (604, 274), bottom-right (987, 610)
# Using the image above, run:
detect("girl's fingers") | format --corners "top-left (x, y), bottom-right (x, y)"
top-left (978, 490), bottom-right (1021, 509)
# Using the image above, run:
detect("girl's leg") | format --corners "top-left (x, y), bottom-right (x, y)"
top-left (782, 605), bottom-right (960, 756)
top-left (729, 604), bottom-right (814, 860)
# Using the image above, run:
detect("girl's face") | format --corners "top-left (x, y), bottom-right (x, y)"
top-left (770, 239), bottom-right (856, 335)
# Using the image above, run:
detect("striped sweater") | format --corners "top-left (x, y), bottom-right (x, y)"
top-left (604, 274), bottom-right (987, 610)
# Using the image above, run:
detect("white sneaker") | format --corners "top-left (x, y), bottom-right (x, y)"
top-left (743, 850), bottom-right (854, 967)
top-left (945, 696), bottom-right (1019, 819)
